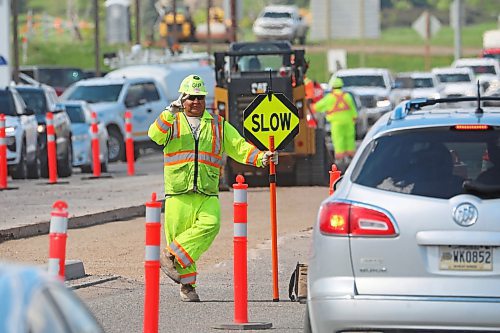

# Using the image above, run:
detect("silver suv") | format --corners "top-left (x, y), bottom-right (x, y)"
top-left (252, 5), bottom-right (308, 44)
top-left (306, 96), bottom-right (500, 332)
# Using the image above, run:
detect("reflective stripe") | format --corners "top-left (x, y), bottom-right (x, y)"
top-left (233, 189), bottom-right (247, 203)
top-left (47, 134), bottom-right (55, 142)
top-left (180, 272), bottom-right (197, 285)
top-left (155, 115), bottom-right (172, 133)
top-left (246, 147), bottom-right (260, 166)
top-left (126, 132), bottom-right (132, 139)
top-left (49, 216), bottom-right (68, 233)
top-left (47, 258), bottom-right (60, 276)
top-left (146, 207), bottom-right (161, 223)
top-left (91, 132), bottom-right (98, 139)
top-left (234, 223), bottom-right (247, 237)
top-left (212, 116), bottom-right (221, 154)
top-left (0, 119), bottom-right (5, 127)
top-left (46, 118), bottom-right (53, 126)
top-left (0, 138), bottom-right (5, 145)
top-left (145, 245), bottom-right (160, 261)
top-left (164, 151), bottom-right (195, 165)
top-left (168, 240), bottom-right (193, 268)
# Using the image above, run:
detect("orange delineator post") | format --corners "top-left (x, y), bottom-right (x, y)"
top-left (48, 201), bottom-right (69, 280)
top-left (269, 136), bottom-right (279, 302)
top-left (125, 111), bottom-right (135, 176)
top-left (144, 192), bottom-right (161, 333)
top-left (233, 175), bottom-right (249, 323)
top-left (329, 164), bottom-right (342, 195)
top-left (0, 114), bottom-right (7, 189)
top-left (46, 112), bottom-right (58, 184)
top-left (91, 112), bottom-right (101, 177)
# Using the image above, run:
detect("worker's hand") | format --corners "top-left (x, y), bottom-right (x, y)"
top-left (262, 151), bottom-right (278, 167)
top-left (168, 94), bottom-right (184, 114)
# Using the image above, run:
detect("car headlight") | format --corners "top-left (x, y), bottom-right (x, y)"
top-left (37, 124), bottom-right (46, 133)
top-left (5, 126), bottom-right (16, 135)
top-left (376, 99), bottom-right (391, 108)
top-left (431, 92), bottom-right (441, 99)
top-left (72, 133), bottom-right (89, 141)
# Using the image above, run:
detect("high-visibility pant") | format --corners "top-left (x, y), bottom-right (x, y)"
top-left (165, 193), bottom-right (221, 286)
top-left (330, 121), bottom-right (356, 154)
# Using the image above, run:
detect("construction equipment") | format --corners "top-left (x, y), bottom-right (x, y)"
top-left (195, 7), bottom-right (231, 43)
top-left (214, 41), bottom-right (330, 186)
top-left (157, 2), bottom-right (196, 44)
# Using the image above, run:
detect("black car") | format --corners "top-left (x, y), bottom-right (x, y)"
top-left (16, 85), bottom-right (73, 178)
top-left (19, 66), bottom-right (86, 96)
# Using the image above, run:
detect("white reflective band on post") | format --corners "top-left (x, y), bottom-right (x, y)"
top-left (234, 223), bottom-right (247, 237)
top-left (47, 258), bottom-right (60, 276)
top-left (91, 132), bottom-right (98, 139)
top-left (145, 245), bottom-right (160, 261)
top-left (0, 120), bottom-right (5, 127)
top-left (0, 138), bottom-right (5, 145)
top-left (46, 119), bottom-right (53, 126)
top-left (49, 216), bottom-right (68, 233)
top-left (146, 208), bottom-right (161, 223)
top-left (233, 189), bottom-right (247, 203)
top-left (126, 132), bottom-right (132, 139)
top-left (47, 134), bottom-right (55, 142)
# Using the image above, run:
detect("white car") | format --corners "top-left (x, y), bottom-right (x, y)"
top-left (252, 5), bottom-right (308, 45)
top-left (330, 68), bottom-right (394, 126)
top-left (432, 67), bottom-right (477, 101)
top-left (391, 72), bottom-right (442, 103)
top-left (61, 101), bottom-right (109, 173)
top-left (452, 57), bottom-right (500, 92)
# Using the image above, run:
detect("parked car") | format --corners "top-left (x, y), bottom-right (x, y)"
top-left (19, 66), bottom-right (86, 96)
top-left (62, 76), bottom-right (167, 162)
top-left (391, 71), bottom-right (442, 104)
top-left (0, 261), bottom-right (104, 333)
top-left (432, 67), bottom-right (477, 108)
top-left (329, 68), bottom-right (394, 126)
top-left (16, 85), bottom-right (73, 178)
top-left (0, 87), bottom-right (40, 179)
top-left (452, 57), bottom-right (500, 92)
top-left (61, 101), bottom-right (109, 173)
top-left (252, 5), bottom-right (308, 44)
top-left (306, 95), bottom-right (500, 332)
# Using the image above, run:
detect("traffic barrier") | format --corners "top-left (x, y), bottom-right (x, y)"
top-left (144, 192), bottom-right (161, 333)
top-left (329, 164), bottom-right (342, 195)
top-left (125, 111), bottom-right (135, 176)
top-left (0, 114), bottom-right (7, 189)
top-left (91, 112), bottom-right (101, 177)
top-left (46, 112), bottom-right (58, 184)
top-left (48, 201), bottom-right (69, 280)
top-left (215, 175), bottom-right (272, 330)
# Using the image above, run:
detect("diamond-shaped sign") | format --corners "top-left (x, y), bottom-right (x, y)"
top-left (243, 93), bottom-right (299, 151)
top-left (412, 11), bottom-right (441, 40)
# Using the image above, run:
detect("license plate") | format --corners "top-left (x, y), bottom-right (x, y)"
top-left (439, 245), bottom-right (493, 271)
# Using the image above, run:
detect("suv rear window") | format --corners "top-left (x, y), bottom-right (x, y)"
top-left (341, 75), bottom-right (386, 88)
top-left (352, 127), bottom-right (500, 199)
top-left (66, 84), bottom-right (123, 103)
top-left (0, 91), bottom-right (18, 116)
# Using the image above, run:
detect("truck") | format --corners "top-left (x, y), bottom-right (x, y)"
top-left (481, 29), bottom-right (500, 61)
top-left (214, 41), bottom-right (330, 186)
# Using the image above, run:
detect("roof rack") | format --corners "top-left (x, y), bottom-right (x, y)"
top-left (391, 96), bottom-right (500, 120)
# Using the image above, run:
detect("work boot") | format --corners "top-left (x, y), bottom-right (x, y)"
top-left (180, 284), bottom-right (200, 302)
top-left (160, 249), bottom-right (181, 284)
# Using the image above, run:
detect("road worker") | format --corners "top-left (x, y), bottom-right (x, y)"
top-left (314, 77), bottom-right (357, 166)
top-left (304, 76), bottom-right (324, 128)
top-left (148, 74), bottom-right (278, 302)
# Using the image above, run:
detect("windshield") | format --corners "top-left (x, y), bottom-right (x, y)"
top-left (413, 78), bottom-right (434, 88)
top-left (262, 11), bottom-right (292, 19)
top-left (436, 73), bottom-right (471, 83)
top-left (0, 91), bottom-right (18, 116)
top-left (352, 127), bottom-right (500, 199)
top-left (64, 105), bottom-right (86, 123)
top-left (468, 65), bottom-right (497, 75)
top-left (37, 68), bottom-right (85, 88)
top-left (17, 90), bottom-right (47, 115)
top-left (65, 84), bottom-right (123, 103)
top-left (340, 75), bottom-right (387, 88)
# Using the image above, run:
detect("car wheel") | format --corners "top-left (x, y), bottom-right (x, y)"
top-left (107, 128), bottom-right (125, 163)
top-left (58, 142), bottom-right (73, 178)
top-left (27, 146), bottom-right (41, 179)
top-left (81, 165), bottom-right (92, 173)
top-left (304, 303), bottom-right (312, 333)
top-left (11, 143), bottom-right (28, 179)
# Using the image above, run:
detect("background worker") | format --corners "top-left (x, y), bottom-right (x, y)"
top-left (148, 74), bottom-right (277, 302)
top-left (304, 76), bottom-right (324, 128)
top-left (314, 77), bottom-right (357, 167)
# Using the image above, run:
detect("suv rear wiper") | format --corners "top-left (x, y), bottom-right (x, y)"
top-left (463, 180), bottom-right (500, 197)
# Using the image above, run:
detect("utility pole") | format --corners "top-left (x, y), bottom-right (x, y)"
top-left (453, 0), bottom-right (463, 61)
top-left (135, 0), bottom-right (141, 45)
top-left (230, 0), bottom-right (237, 42)
top-left (94, 0), bottom-right (101, 77)
top-left (12, 0), bottom-right (19, 84)
top-left (359, 0), bottom-right (365, 67)
top-left (207, 0), bottom-right (212, 57)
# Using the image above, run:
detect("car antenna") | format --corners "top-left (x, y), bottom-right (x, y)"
top-left (267, 69), bottom-right (273, 101)
top-left (475, 80), bottom-right (483, 115)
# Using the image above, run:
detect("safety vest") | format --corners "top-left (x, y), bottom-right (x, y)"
top-left (148, 109), bottom-right (264, 196)
top-left (314, 89), bottom-right (357, 124)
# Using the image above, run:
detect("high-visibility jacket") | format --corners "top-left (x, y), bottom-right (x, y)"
top-left (148, 109), bottom-right (264, 196)
top-left (314, 88), bottom-right (357, 124)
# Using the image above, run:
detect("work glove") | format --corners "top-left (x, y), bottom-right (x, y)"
top-left (168, 93), bottom-right (184, 114)
top-left (262, 151), bottom-right (278, 167)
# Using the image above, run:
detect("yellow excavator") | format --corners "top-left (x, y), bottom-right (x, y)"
top-left (158, 3), bottom-right (197, 43)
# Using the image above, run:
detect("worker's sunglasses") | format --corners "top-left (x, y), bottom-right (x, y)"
top-left (186, 95), bottom-right (205, 101)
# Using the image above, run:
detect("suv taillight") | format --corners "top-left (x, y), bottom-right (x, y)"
top-left (319, 202), bottom-right (397, 237)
